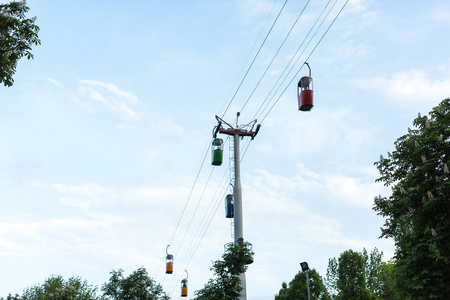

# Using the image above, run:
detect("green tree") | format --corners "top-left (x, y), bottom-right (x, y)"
top-left (376, 260), bottom-right (398, 300)
top-left (0, 0), bottom-right (40, 87)
top-left (326, 248), bottom-right (397, 300)
top-left (374, 98), bottom-right (450, 299)
top-left (335, 249), bottom-right (371, 300)
top-left (194, 242), bottom-right (254, 300)
top-left (1, 294), bottom-right (20, 300)
top-left (101, 267), bottom-right (169, 300)
top-left (361, 249), bottom-right (399, 300)
top-left (1, 275), bottom-right (100, 300)
top-left (275, 269), bottom-right (331, 300)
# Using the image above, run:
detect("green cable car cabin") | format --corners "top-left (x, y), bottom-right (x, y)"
top-left (211, 138), bottom-right (223, 166)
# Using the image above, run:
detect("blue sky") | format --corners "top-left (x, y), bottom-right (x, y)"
top-left (1, 0), bottom-right (450, 299)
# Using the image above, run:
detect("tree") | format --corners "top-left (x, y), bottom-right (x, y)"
top-left (376, 260), bottom-right (398, 300)
top-left (194, 242), bottom-right (254, 300)
top-left (101, 267), bottom-right (169, 300)
top-left (336, 249), bottom-right (371, 300)
top-left (0, 294), bottom-right (21, 300)
top-left (1, 275), bottom-right (100, 300)
top-left (275, 269), bottom-right (331, 300)
top-left (326, 248), bottom-right (398, 300)
top-left (374, 98), bottom-right (450, 299)
top-left (0, 0), bottom-right (40, 87)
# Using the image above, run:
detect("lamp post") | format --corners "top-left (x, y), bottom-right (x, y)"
top-left (300, 262), bottom-right (311, 300)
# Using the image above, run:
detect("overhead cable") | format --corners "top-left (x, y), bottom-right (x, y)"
top-left (221, 0), bottom-right (289, 119)
top-left (254, 0), bottom-right (335, 121)
top-left (261, 0), bottom-right (350, 124)
top-left (240, 0), bottom-right (312, 114)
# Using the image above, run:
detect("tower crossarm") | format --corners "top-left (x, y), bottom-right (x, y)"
top-left (214, 115), bottom-right (261, 140)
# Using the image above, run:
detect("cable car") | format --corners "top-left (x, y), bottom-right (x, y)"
top-left (225, 194), bottom-right (234, 218)
top-left (181, 279), bottom-right (188, 297)
top-left (166, 245), bottom-right (173, 274)
top-left (166, 254), bottom-right (173, 274)
top-left (212, 138), bottom-right (223, 166)
top-left (181, 270), bottom-right (188, 297)
top-left (298, 62), bottom-right (313, 111)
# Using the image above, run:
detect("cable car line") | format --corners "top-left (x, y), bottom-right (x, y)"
top-left (183, 155), bottom-right (230, 261)
top-left (173, 166), bottom-right (215, 261)
top-left (169, 183), bottom-right (229, 296)
top-left (159, 1), bottom-right (288, 279)
top-left (220, 0), bottom-right (288, 119)
top-left (254, 0), bottom-right (335, 121)
top-left (168, 143), bottom-right (209, 245)
top-left (239, 0), bottom-right (312, 114)
top-left (218, 0), bottom-right (280, 117)
top-left (167, 169), bottom-right (230, 296)
top-left (253, 0), bottom-right (331, 119)
top-left (261, 0), bottom-right (350, 124)
top-left (163, 138), bottom-right (230, 292)
top-left (158, 0), bottom-right (350, 294)
top-left (165, 137), bottom-right (231, 292)
top-left (154, 140), bottom-right (212, 282)
top-left (157, 138), bottom-right (229, 288)
top-left (256, 0), bottom-right (339, 121)
top-left (168, 138), bottom-right (250, 295)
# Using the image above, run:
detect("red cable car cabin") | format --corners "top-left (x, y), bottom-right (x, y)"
top-left (298, 75), bottom-right (313, 111)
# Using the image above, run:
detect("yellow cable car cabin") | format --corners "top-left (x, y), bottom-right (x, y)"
top-left (211, 138), bottom-right (224, 166)
top-left (166, 254), bottom-right (173, 274)
top-left (181, 278), bottom-right (188, 297)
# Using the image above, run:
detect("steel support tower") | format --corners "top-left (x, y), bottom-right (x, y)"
top-left (214, 113), bottom-right (260, 300)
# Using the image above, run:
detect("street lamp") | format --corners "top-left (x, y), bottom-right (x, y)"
top-left (300, 262), bottom-right (311, 300)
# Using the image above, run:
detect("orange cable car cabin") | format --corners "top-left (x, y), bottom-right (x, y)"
top-left (166, 254), bottom-right (173, 274)
top-left (181, 278), bottom-right (188, 297)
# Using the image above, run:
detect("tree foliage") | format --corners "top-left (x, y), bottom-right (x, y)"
top-left (326, 248), bottom-right (398, 300)
top-left (374, 98), bottom-right (450, 299)
top-left (275, 269), bottom-right (331, 300)
top-left (0, 0), bottom-right (40, 87)
top-left (0, 275), bottom-right (100, 300)
top-left (101, 267), bottom-right (169, 300)
top-left (194, 242), bottom-right (254, 300)
top-left (1, 268), bottom-right (168, 300)
top-left (336, 249), bottom-right (370, 300)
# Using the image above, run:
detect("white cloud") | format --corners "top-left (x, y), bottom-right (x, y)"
top-left (46, 182), bottom-right (191, 212)
top-left (238, 0), bottom-right (276, 19)
top-left (433, 5), bottom-right (450, 23)
top-left (336, 42), bottom-right (375, 60)
top-left (46, 78), bottom-right (64, 87)
top-left (0, 214), bottom-right (125, 258)
top-left (324, 173), bottom-right (385, 207)
top-left (80, 80), bottom-right (139, 105)
top-left (248, 163), bottom-right (385, 209)
top-left (78, 80), bottom-right (142, 120)
top-left (261, 105), bottom-right (380, 173)
top-left (346, 0), bottom-right (378, 27)
top-left (0, 180), bottom-right (197, 274)
top-left (363, 69), bottom-right (450, 106)
top-left (2, 166), bottom-right (391, 298)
